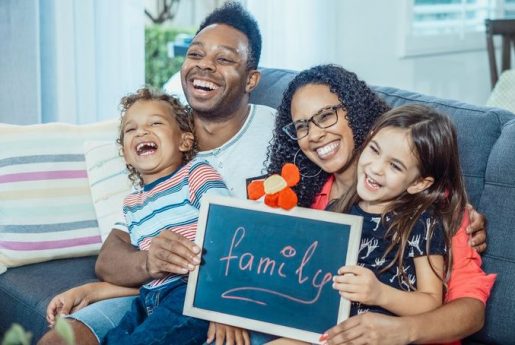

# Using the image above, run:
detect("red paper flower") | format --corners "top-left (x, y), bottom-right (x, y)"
top-left (247, 163), bottom-right (300, 210)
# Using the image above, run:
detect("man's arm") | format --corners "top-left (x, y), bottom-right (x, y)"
top-left (96, 229), bottom-right (202, 286)
top-left (325, 298), bottom-right (484, 345)
top-left (95, 229), bottom-right (149, 286)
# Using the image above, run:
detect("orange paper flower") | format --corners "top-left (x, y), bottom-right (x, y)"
top-left (247, 163), bottom-right (300, 210)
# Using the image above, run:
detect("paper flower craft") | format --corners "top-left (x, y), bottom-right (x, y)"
top-left (247, 163), bottom-right (300, 210)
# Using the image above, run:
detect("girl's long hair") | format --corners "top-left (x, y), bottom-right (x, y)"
top-left (337, 104), bottom-right (468, 287)
top-left (266, 64), bottom-right (390, 207)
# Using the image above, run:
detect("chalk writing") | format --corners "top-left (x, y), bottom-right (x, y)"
top-left (219, 226), bottom-right (333, 305)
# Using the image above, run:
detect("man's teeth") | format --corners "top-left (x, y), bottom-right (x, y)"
top-left (193, 79), bottom-right (219, 91)
top-left (316, 142), bottom-right (339, 157)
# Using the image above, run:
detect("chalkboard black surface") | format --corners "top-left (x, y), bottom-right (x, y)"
top-left (184, 195), bottom-right (363, 343)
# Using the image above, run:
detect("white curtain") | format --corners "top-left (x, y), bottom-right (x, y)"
top-left (0, 0), bottom-right (145, 124)
top-left (246, 0), bottom-right (339, 71)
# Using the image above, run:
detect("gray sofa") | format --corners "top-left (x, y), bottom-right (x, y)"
top-left (0, 67), bottom-right (514, 344)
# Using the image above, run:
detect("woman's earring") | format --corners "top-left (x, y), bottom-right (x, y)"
top-left (293, 148), bottom-right (322, 178)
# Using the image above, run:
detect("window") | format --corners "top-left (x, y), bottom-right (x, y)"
top-left (403, 0), bottom-right (515, 56)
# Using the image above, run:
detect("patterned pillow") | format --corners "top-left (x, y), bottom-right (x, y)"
top-left (0, 119), bottom-right (118, 268)
top-left (83, 141), bottom-right (132, 242)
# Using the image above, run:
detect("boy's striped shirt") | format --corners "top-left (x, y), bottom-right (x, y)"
top-left (120, 158), bottom-right (229, 289)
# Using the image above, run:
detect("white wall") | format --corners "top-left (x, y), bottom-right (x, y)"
top-left (249, 0), bottom-right (492, 106)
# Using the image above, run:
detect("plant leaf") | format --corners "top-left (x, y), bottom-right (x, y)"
top-left (1, 323), bottom-right (32, 345)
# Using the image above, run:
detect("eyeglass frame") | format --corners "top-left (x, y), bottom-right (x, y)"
top-left (282, 103), bottom-right (346, 140)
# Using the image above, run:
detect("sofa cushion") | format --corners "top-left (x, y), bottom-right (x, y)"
top-left (0, 256), bottom-right (98, 342)
top-left (469, 118), bottom-right (515, 344)
top-left (84, 141), bottom-right (131, 242)
top-left (0, 120), bottom-right (118, 268)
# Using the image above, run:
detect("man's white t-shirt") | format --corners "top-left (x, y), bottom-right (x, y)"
top-left (196, 104), bottom-right (275, 199)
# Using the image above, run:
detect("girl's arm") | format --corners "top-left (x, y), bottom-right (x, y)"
top-left (46, 282), bottom-right (138, 326)
top-left (334, 255), bottom-right (444, 316)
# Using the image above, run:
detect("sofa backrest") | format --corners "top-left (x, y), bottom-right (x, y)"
top-left (251, 67), bottom-right (515, 344)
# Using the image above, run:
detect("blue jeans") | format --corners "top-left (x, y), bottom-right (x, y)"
top-left (102, 278), bottom-right (208, 345)
top-left (69, 296), bottom-right (136, 343)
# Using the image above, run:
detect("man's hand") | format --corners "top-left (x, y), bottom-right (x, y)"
top-left (466, 204), bottom-right (487, 253)
top-left (206, 322), bottom-right (250, 345)
top-left (322, 312), bottom-right (409, 345)
top-left (146, 231), bottom-right (202, 279)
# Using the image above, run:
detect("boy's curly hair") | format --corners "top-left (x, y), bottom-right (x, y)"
top-left (266, 64), bottom-right (391, 207)
top-left (117, 87), bottom-right (195, 187)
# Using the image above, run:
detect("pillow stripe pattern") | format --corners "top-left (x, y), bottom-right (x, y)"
top-left (83, 141), bottom-right (132, 242)
top-left (0, 119), bottom-right (119, 268)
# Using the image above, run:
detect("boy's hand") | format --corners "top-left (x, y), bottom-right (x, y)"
top-left (146, 231), bottom-right (202, 278)
top-left (46, 288), bottom-right (89, 327)
top-left (333, 265), bottom-right (384, 306)
top-left (206, 322), bottom-right (250, 345)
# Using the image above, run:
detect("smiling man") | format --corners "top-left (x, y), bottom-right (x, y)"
top-left (37, 2), bottom-right (275, 345)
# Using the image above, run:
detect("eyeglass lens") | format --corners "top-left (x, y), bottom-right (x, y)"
top-left (292, 106), bottom-right (339, 139)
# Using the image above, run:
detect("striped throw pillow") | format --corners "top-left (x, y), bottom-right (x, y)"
top-left (84, 141), bottom-right (132, 242)
top-left (0, 119), bottom-right (118, 268)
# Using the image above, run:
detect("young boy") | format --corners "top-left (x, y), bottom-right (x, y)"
top-left (46, 88), bottom-right (229, 344)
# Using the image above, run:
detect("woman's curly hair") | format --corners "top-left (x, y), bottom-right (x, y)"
top-left (266, 64), bottom-right (391, 207)
top-left (117, 87), bottom-right (195, 188)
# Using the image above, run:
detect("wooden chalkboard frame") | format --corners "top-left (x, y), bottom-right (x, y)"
top-left (184, 195), bottom-right (363, 344)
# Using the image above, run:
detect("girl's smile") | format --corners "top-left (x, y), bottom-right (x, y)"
top-left (357, 126), bottom-right (425, 214)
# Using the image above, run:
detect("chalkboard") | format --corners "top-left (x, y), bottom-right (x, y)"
top-left (184, 195), bottom-right (363, 344)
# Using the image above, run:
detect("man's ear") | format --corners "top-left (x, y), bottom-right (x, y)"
top-left (179, 132), bottom-right (194, 152)
top-left (407, 176), bottom-right (434, 194)
top-left (245, 69), bottom-right (261, 93)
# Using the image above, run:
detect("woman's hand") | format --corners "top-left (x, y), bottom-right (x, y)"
top-left (320, 312), bottom-right (408, 345)
top-left (206, 322), bottom-right (250, 345)
top-left (467, 204), bottom-right (487, 253)
top-left (333, 266), bottom-right (385, 306)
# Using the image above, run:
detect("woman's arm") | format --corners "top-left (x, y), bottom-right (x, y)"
top-left (324, 297), bottom-right (484, 345)
top-left (334, 256), bottom-right (443, 316)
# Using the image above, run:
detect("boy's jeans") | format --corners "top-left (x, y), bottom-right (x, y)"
top-left (102, 278), bottom-right (208, 345)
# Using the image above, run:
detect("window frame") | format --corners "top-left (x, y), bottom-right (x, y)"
top-left (401, 0), bottom-right (512, 57)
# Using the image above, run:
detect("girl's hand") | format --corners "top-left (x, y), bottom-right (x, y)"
top-left (206, 322), bottom-right (250, 345)
top-left (333, 265), bottom-right (385, 306)
top-left (46, 287), bottom-right (90, 327)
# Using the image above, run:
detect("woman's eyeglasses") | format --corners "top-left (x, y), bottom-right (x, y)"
top-left (282, 104), bottom-right (345, 140)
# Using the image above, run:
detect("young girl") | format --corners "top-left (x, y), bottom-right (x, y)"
top-left (46, 87), bottom-right (230, 344)
top-left (331, 104), bottom-right (467, 318)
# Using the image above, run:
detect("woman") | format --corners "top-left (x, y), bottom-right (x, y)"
top-left (263, 64), bottom-right (494, 345)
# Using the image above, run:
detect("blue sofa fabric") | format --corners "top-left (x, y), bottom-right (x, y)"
top-left (0, 67), bottom-right (513, 344)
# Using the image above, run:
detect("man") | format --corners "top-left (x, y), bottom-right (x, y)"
top-left (38, 2), bottom-right (274, 344)
top-left (39, 2), bottom-right (488, 345)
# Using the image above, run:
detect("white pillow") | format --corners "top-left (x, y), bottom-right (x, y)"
top-left (0, 119), bottom-right (118, 268)
top-left (84, 141), bottom-right (132, 242)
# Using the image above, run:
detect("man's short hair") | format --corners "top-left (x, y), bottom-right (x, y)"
top-left (196, 1), bottom-right (262, 70)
